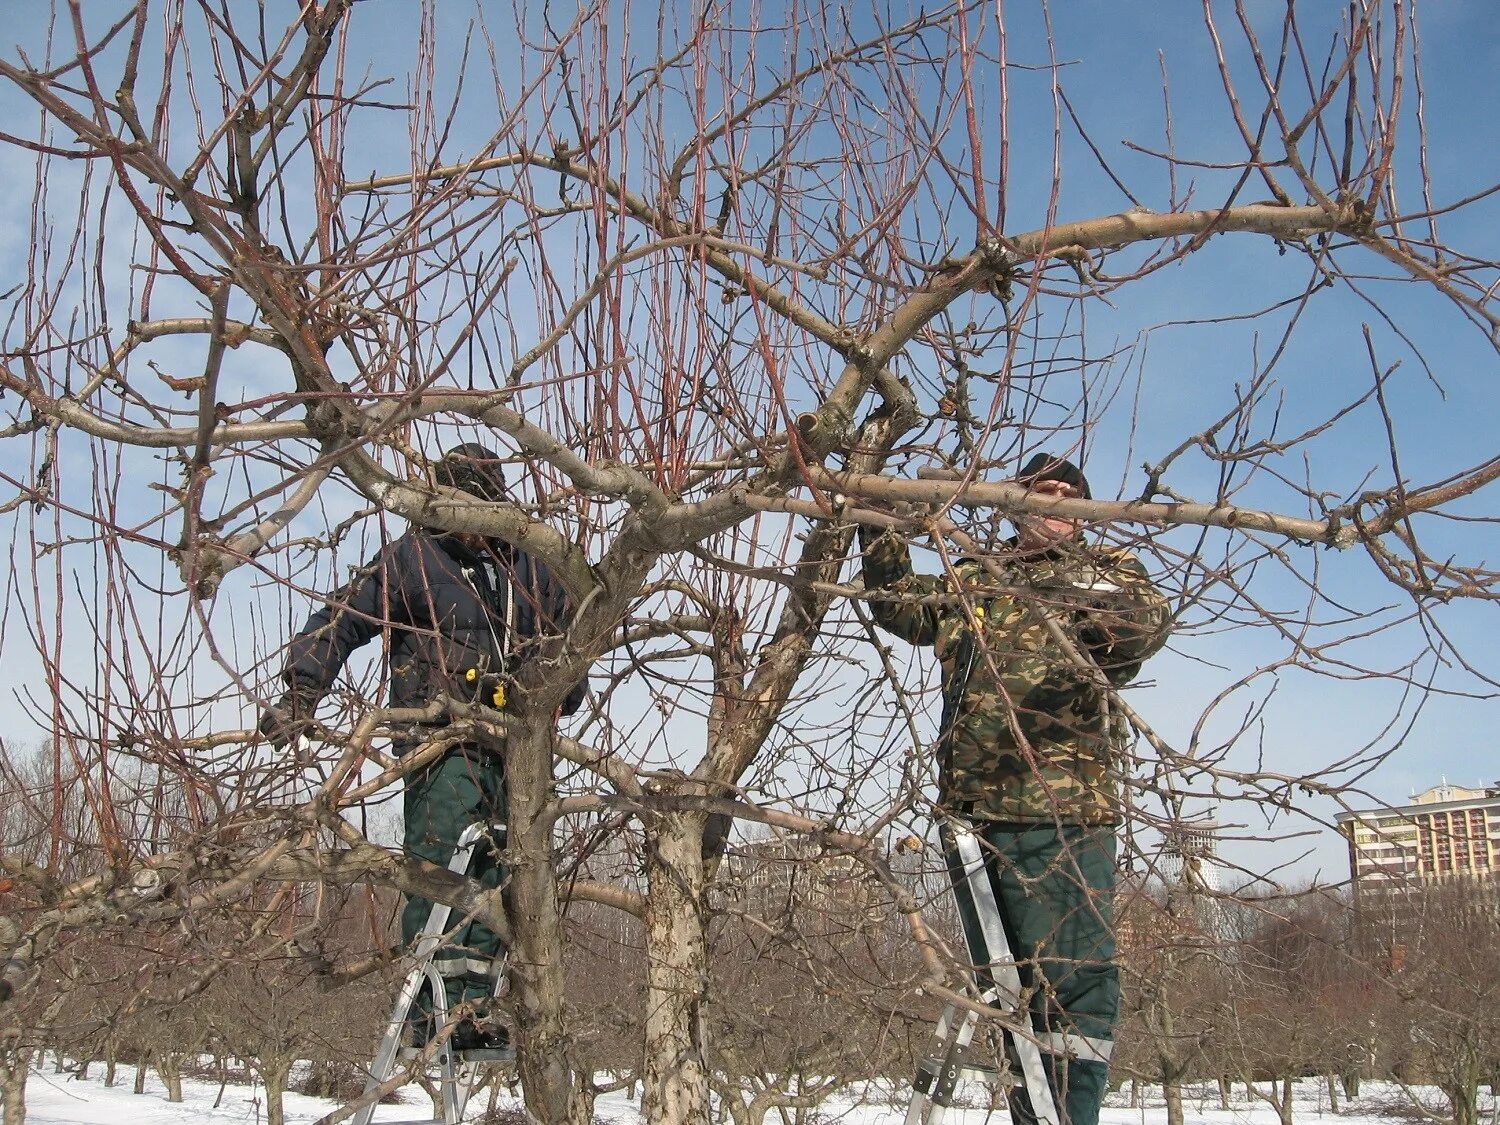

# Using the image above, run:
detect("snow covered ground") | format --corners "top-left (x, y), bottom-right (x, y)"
top-left (19, 1064), bottom-right (1487, 1125)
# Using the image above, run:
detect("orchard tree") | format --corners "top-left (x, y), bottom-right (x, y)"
top-left (1366, 883), bottom-right (1500, 1125)
top-left (0, 2), bottom-right (1497, 1123)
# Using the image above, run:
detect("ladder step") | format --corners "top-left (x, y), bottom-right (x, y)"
top-left (456, 1046), bottom-right (515, 1063)
top-left (956, 1063), bottom-right (1011, 1087)
top-left (397, 1045), bottom-right (516, 1064)
top-left (913, 1060), bottom-right (1011, 1096)
top-left (356, 822), bottom-right (513, 1125)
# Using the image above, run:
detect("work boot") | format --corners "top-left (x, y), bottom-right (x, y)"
top-left (453, 1018), bottom-right (513, 1062)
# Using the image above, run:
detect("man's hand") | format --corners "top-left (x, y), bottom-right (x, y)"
top-left (257, 690), bottom-right (316, 749)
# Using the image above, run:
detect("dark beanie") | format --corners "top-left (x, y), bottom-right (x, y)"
top-left (1016, 452), bottom-right (1091, 499)
top-left (435, 444), bottom-right (508, 502)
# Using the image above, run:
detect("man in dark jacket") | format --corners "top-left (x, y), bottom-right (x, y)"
top-left (259, 444), bottom-right (586, 1052)
top-left (862, 453), bottom-right (1170, 1125)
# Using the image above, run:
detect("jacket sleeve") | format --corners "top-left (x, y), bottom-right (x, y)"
top-left (282, 542), bottom-right (401, 699)
top-left (858, 526), bottom-right (942, 647)
top-left (1072, 547), bottom-right (1171, 684)
top-left (509, 549), bottom-right (588, 716)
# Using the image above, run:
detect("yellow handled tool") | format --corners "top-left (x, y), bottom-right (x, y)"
top-left (464, 668), bottom-right (507, 709)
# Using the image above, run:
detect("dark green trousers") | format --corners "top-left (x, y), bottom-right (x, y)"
top-left (944, 820), bottom-right (1118, 1125)
top-left (401, 745), bottom-right (507, 1011)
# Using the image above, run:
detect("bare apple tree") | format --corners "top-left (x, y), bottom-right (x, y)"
top-left (1, 1), bottom-right (1497, 1123)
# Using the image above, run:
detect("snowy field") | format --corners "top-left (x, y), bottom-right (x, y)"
top-left (19, 1065), bottom-right (1486, 1125)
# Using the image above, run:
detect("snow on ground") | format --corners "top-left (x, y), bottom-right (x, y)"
top-left (19, 1064), bottom-right (1487, 1125)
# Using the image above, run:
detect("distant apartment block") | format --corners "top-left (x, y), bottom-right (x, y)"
top-left (1160, 818), bottom-right (1224, 894)
top-left (1336, 783), bottom-right (1500, 887)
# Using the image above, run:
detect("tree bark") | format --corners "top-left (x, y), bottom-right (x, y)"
top-left (1164, 1081), bottom-right (1185, 1125)
top-left (262, 1057), bottom-right (291, 1125)
top-left (160, 1052), bottom-right (183, 1103)
top-left (1443, 1077), bottom-right (1479, 1125)
top-left (505, 721), bottom-right (588, 1125)
top-left (0, 1043), bottom-right (31, 1125)
top-left (641, 812), bottom-right (711, 1125)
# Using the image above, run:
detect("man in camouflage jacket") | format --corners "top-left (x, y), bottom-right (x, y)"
top-left (861, 453), bottom-right (1170, 1125)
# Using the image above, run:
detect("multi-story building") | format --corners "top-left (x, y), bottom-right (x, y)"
top-left (1336, 782), bottom-right (1500, 889)
top-left (1160, 818), bottom-right (1224, 895)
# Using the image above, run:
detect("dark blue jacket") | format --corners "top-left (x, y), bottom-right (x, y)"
top-left (282, 530), bottom-right (586, 730)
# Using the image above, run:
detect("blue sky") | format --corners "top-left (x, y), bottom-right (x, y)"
top-left (0, 1), bottom-right (1496, 887)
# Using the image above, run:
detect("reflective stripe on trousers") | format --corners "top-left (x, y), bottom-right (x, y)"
top-left (1041, 1030), bottom-right (1115, 1064)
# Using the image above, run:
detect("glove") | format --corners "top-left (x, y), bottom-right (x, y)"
top-left (257, 689), bottom-right (317, 750)
top-left (1034, 550), bottom-right (1130, 610)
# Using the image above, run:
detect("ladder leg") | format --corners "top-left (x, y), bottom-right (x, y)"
top-left (950, 823), bottom-right (1061, 1125)
top-left (907, 822), bottom-right (1065, 1125)
top-left (351, 821), bottom-right (500, 1125)
top-left (907, 1002), bottom-right (984, 1125)
top-left (441, 823), bottom-right (514, 1119)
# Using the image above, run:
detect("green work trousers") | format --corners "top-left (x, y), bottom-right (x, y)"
top-left (401, 744), bottom-right (508, 1012)
top-left (944, 819), bottom-right (1118, 1125)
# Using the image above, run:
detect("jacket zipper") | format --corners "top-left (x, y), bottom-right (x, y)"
top-left (461, 565), bottom-right (510, 673)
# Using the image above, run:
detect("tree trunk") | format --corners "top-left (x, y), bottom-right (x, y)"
top-left (718, 1090), bottom-right (750, 1125)
top-left (1164, 1081), bottom-right (1185, 1125)
top-left (133, 1050), bottom-right (148, 1094)
top-left (745, 1091), bottom-right (778, 1125)
top-left (1278, 1077), bottom-right (1295, 1125)
top-left (506, 722), bottom-right (587, 1125)
top-left (1340, 1071), bottom-right (1361, 1099)
top-left (1443, 1078), bottom-right (1479, 1125)
top-left (641, 813), bottom-right (711, 1125)
top-left (1219, 1076), bottom-right (1232, 1110)
top-left (1326, 1073), bottom-right (1341, 1114)
top-left (0, 1043), bottom-right (31, 1125)
top-left (576, 1082), bottom-right (600, 1122)
top-left (160, 1052), bottom-right (183, 1102)
top-left (262, 1057), bottom-right (292, 1125)
top-left (302, 1059), bottom-right (327, 1098)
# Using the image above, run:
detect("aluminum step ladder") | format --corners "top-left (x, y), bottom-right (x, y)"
top-left (352, 821), bottom-right (511, 1125)
top-left (907, 822), bottom-right (1061, 1125)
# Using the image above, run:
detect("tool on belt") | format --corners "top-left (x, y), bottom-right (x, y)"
top-left (464, 668), bottom-right (507, 709)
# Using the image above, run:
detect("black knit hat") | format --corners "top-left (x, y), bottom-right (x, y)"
top-left (434, 444), bottom-right (508, 502)
top-left (1016, 452), bottom-right (1091, 499)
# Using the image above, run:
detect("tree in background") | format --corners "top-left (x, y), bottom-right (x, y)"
top-left (1363, 882), bottom-right (1500, 1125)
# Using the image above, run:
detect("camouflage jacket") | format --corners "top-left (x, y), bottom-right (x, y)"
top-left (860, 527), bottom-right (1171, 824)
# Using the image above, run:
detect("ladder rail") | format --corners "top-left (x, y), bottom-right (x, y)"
top-left (950, 822), bottom-right (1061, 1125)
top-left (906, 821), bottom-right (1063, 1125)
top-left (352, 822), bottom-right (507, 1125)
top-left (905, 1002), bottom-right (983, 1125)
